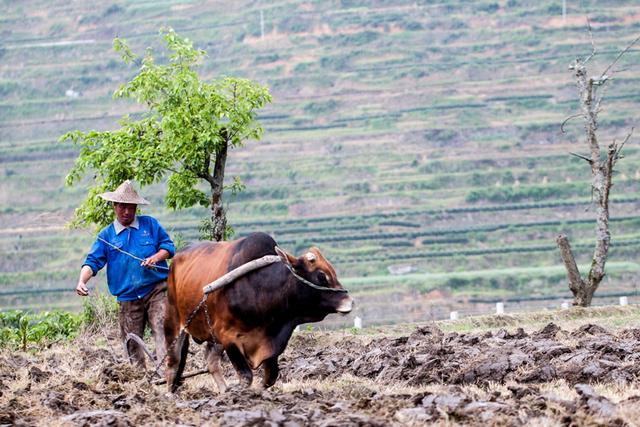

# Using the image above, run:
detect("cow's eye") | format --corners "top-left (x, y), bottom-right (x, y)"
top-left (317, 272), bottom-right (329, 286)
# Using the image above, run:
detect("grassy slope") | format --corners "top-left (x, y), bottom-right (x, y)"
top-left (1, 0), bottom-right (640, 316)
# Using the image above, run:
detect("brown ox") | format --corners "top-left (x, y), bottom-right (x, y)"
top-left (164, 232), bottom-right (353, 392)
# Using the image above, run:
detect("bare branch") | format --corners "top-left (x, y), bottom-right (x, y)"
top-left (619, 127), bottom-right (634, 150)
top-left (612, 66), bottom-right (631, 74)
top-left (561, 113), bottom-right (583, 133)
top-left (612, 127), bottom-right (634, 165)
top-left (569, 151), bottom-right (593, 163)
top-left (583, 16), bottom-right (596, 64)
top-left (600, 34), bottom-right (640, 79)
top-left (594, 81), bottom-right (610, 113)
top-left (603, 145), bottom-right (615, 202)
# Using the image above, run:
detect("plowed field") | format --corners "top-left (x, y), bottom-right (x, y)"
top-left (2, 318), bottom-right (640, 426)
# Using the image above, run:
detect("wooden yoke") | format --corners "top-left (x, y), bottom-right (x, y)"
top-left (202, 255), bottom-right (281, 294)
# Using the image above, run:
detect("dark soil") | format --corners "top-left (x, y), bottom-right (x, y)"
top-left (282, 323), bottom-right (640, 388)
top-left (1, 322), bottom-right (639, 426)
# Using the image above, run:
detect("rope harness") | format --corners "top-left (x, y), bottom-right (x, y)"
top-left (202, 254), bottom-right (348, 294)
top-left (95, 235), bottom-right (170, 271)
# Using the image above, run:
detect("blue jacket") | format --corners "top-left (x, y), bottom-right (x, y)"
top-left (82, 215), bottom-right (175, 301)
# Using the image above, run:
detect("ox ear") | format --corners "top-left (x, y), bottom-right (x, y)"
top-left (275, 246), bottom-right (297, 267)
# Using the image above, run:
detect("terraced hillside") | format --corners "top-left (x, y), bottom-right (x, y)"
top-left (1, 0), bottom-right (640, 324)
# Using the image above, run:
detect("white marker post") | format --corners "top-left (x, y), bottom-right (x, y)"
top-left (353, 316), bottom-right (362, 329)
top-left (496, 302), bottom-right (504, 315)
top-left (450, 311), bottom-right (459, 320)
top-left (620, 296), bottom-right (629, 306)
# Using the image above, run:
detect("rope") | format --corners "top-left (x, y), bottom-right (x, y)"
top-left (95, 235), bottom-right (169, 271)
top-left (92, 231), bottom-right (345, 294)
top-left (282, 262), bottom-right (349, 293)
top-left (202, 254), bottom-right (348, 295)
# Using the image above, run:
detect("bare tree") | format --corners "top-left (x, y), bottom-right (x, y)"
top-left (556, 28), bottom-right (638, 307)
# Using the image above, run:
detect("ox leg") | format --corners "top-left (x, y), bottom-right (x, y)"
top-left (262, 356), bottom-right (279, 389)
top-left (204, 341), bottom-right (227, 393)
top-left (165, 331), bottom-right (189, 393)
top-left (226, 344), bottom-right (253, 387)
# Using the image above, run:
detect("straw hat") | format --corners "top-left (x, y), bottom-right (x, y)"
top-left (99, 180), bottom-right (150, 205)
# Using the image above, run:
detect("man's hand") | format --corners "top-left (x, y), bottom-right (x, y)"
top-left (76, 265), bottom-right (93, 297)
top-left (141, 255), bottom-right (158, 269)
top-left (76, 280), bottom-right (89, 296)
top-left (141, 249), bottom-right (170, 269)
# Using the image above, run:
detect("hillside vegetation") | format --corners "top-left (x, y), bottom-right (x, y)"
top-left (1, 0), bottom-right (640, 322)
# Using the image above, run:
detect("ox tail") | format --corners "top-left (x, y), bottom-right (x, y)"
top-left (166, 257), bottom-right (177, 307)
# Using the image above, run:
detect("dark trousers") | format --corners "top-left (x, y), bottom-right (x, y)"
top-left (118, 281), bottom-right (168, 369)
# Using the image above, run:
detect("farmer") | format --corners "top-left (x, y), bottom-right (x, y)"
top-left (75, 180), bottom-right (175, 369)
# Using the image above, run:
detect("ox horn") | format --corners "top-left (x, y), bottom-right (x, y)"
top-left (275, 246), bottom-right (296, 267)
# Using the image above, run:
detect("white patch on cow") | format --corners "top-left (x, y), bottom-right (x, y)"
top-left (305, 252), bottom-right (316, 262)
top-left (336, 296), bottom-right (353, 313)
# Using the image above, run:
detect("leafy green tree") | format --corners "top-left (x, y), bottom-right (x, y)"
top-left (61, 28), bottom-right (272, 240)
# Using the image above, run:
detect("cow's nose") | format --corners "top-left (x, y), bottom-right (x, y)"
top-left (336, 296), bottom-right (354, 314)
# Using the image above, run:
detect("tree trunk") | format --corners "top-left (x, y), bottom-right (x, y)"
top-left (557, 54), bottom-right (623, 307)
top-left (576, 62), bottom-right (610, 294)
top-left (556, 234), bottom-right (594, 306)
top-left (210, 140), bottom-right (228, 242)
